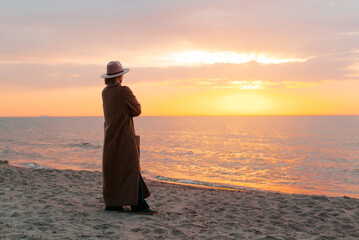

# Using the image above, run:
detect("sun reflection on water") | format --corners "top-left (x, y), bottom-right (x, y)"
top-left (137, 116), bottom-right (359, 198)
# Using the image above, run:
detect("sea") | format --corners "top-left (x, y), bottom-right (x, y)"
top-left (0, 116), bottom-right (358, 198)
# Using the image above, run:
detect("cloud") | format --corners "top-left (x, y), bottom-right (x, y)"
top-left (0, 53), bottom-right (356, 90)
top-left (156, 51), bottom-right (309, 67)
top-left (0, 63), bottom-right (104, 88)
top-left (127, 57), bottom-right (354, 85)
top-left (1, 0), bottom-right (358, 60)
top-left (0, 0), bottom-right (358, 90)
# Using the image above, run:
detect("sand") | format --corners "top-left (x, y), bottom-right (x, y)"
top-left (0, 162), bottom-right (358, 240)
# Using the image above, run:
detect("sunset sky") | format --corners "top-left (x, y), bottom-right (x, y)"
top-left (1, 0), bottom-right (359, 116)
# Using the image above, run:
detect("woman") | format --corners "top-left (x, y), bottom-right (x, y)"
top-left (101, 61), bottom-right (158, 215)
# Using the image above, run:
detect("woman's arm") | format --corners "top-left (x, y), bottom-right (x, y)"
top-left (124, 86), bottom-right (141, 117)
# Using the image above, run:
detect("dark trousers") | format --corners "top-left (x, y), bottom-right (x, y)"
top-left (131, 174), bottom-right (149, 211)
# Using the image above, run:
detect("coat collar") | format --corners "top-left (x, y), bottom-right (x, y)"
top-left (106, 83), bottom-right (122, 88)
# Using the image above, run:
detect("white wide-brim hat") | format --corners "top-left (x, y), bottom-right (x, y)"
top-left (101, 61), bottom-right (129, 78)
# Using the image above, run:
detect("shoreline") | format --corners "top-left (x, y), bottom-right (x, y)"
top-left (146, 177), bottom-right (254, 193)
top-left (1, 162), bottom-right (359, 239)
top-left (9, 161), bottom-right (358, 199)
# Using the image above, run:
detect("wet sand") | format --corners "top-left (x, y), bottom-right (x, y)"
top-left (0, 162), bottom-right (358, 239)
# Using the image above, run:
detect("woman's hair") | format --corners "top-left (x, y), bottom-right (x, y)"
top-left (105, 77), bottom-right (118, 85)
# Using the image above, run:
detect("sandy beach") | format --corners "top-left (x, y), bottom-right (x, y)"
top-left (0, 162), bottom-right (358, 240)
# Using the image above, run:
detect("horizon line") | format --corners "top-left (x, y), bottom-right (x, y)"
top-left (1, 114), bottom-right (359, 118)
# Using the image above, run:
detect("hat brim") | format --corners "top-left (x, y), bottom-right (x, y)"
top-left (101, 68), bottom-right (129, 78)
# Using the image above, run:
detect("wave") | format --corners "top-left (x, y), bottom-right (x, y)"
top-left (153, 176), bottom-right (257, 191)
top-left (1, 147), bottom-right (44, 159)
top-left (28, 162), bottom-right (47, 169)
top-left (67, 142), bottom-right (102, 150)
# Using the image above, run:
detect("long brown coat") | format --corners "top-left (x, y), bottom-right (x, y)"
top-left (102, 84), bottom-right (150, 206)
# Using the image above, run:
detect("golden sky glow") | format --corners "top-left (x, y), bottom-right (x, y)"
top-left (0, 0), bottom-right (359, 116)
top-left (157, 51), bottom-right (309, 67)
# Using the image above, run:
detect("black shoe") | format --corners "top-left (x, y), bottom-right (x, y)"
top-left (134, 209), bottom-right (159, 215)
top-left (105, 206), bottom-right (124, 211)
